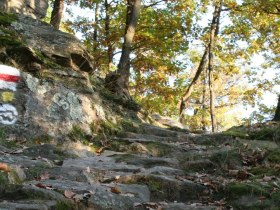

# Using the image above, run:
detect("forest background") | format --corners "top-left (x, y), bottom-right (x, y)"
top-left (46, 0), bottom-right (280, 132)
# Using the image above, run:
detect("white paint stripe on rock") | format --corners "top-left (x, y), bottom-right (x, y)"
top-left (0, 65), bottom-right (21, 76)
top-left (0, 81), bottom-right (18, 91)
top-left (0, 65), bottom-right (20, 91)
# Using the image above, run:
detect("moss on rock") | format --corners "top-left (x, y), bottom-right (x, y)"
top-left (0, 12), bottom-right (17, 26)
top-left (266, 149), bottom-right (280, 163)
top-left (210, 149), bottom-right (242, 170)
top-left (226, 182), bottom-right (269, 198)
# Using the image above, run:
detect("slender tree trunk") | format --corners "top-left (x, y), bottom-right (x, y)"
top-left (93, 2), bottom-right (99, 51)
top-left (91, 2), bottom-right (99, 72)
top-left (105, 0), bottom-right (113, 71)
top-left (273, 95), bottom-right (280, 121)
top-left (201, 68), bottom-right (207, 130)
top-left (105, 0), bottom-right (141, 99)
top-left (208, 0), bottom-right (222, 132)
top-left (179, 47), bottom-right (209, 122)
top-left (50, 0), bottom-right (64, 29)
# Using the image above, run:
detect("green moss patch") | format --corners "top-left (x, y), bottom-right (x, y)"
top-left (145, 142), bottom-right (173, 157)
top-left (249, 166), bottom-right (279, 177)
top-left (0, 172), bottom-right (9, 185)
top-left (226, 182), bottom-right (269, 199)
top-left (224, 123), bottom-right (280, 142)
top-left (223, 182), bottom-right (280, 210)
top-left (120, 119), bottom-right (141, 133)
top-left (266, 149), bottom-right (280, 163)
top-left (25, 164), bottom-right (51, 180)
top-left (0, 13), bottom-right (23, 47)
top-left (0, 128), bottom-right (18, 148)
top-left (108, 140), bottom-right (128, 152)
top-left (55, 201), bottom-right (75, 210)
top-left (0, 36), bottom-right (22, 46)
top-left (91, 120), bottom-right (121, 137)
top-left (210, 149), bottom-right (242, 170)
top-left (34, 51), bottom-right (60, 68)
top-left (0, 12), bottom-right (17, 26)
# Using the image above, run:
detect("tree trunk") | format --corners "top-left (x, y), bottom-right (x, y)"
top-left (93, 2), bottom-right (99, 50)
top-left (50, 0), bottom-right (64, 29)
top-left (208, 0), bottom-right (222, 132)
top-left (91, 1), bottom-right (99, 72)
top-left (273, 95), bottom-right (280, 121)
top-left (105, 0), bottom-right (141, 99)
top-left (105, 0), bottom-right (113, 71)
top-left (179, 47), bottom-right (209, 122)
top-left (201, 67), bottom-right (207, 130)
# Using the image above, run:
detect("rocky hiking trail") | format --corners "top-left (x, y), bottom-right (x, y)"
top-left (0, 122), bottom-right (280, 210)
top-left (0, 7), bottom-right (279, 210)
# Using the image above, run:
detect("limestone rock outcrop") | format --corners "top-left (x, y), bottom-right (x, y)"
top-left (0, 12), bottom-right (132, 140)
top-left (4, 14), bottom-right (95, 73)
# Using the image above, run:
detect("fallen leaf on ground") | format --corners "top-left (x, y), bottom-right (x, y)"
top-left (64, 190), bottom-right (76, 198)
top-left (96, 147), bottom-right (106, 155)
top-left (35, 182), bottom-right (54, 190)
top-left (0, 163), bottom-right (10, 172)
top-left (110, 187), bottom-right (121, 194)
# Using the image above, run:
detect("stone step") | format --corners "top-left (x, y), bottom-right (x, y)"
top-left (117, 174), bottom-right (206, 203)
top-left (27, 180), bottom-right (150, 210)
top-left (140, 124), bottom-right (180, 137)
top-left (0, 200), bottom-right (58, 210)
top-left (118, 131), bottom-right (191, 143)
top-left (113, 154), bottom-right (179, 169)
top-left (162, 202), bottom-right (216, 210)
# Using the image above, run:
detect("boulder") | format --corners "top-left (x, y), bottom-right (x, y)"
top-left (0, 12), bottom-right (131, 140)
top-left (0, 0), bottom-right (48, 19)
top-left (5, 15), bottom-right (94, 73)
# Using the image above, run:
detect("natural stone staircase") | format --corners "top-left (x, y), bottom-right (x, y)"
top-left (0, 123), bottom-right (279, 209)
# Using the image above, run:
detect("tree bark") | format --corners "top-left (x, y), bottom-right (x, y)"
top-left (50, 0), bottom-right (64, 29)
top-left (91, 1), bottom-right (99, 72)
top-left (179, 47), bottom-right (209, 122)
top-left (105, 0), bottom-right (113, 71)
top-left (273, 95), bottom-right (280, 121)
top-left (201, 67), bottom-right (207, 130)
top-left (208, 0), bottom-right (222, 132)
top-left (105, 0), bottom-right (141, 99)
top-left (93, 1), bottom-right (99, 50)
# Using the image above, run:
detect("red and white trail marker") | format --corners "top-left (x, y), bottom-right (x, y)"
top-left (0, 65), bottom-right (20, 91)
top-left (0, 65), bottom-right (21, 125)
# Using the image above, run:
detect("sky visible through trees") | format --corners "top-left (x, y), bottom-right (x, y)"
top-left (51, 0), bottom-right (280, 132)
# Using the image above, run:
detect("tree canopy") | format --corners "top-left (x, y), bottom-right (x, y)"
top-left (49, 0), bottom-right (280, 131)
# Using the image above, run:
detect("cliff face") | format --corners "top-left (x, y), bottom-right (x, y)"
top-left (0, 0), bottom-right (48, 19)
top-left (0, 12), bottom-right (139, 140)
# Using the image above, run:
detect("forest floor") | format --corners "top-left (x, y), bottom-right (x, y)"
top-left (0, 121), bottom-right (279, 210)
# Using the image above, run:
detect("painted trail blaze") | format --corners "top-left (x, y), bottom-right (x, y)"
top-left (0, 65), bottom-right (21, 91)
top-left (0, 65), bottom-right (20, 125)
